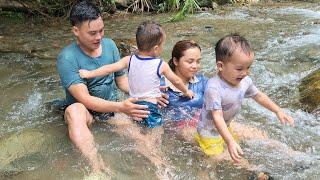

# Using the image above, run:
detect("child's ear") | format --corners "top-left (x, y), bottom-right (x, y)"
top-left (153, 45), bottom-right (159, 51)
top-left (217, 61), bottom-right (223, 71)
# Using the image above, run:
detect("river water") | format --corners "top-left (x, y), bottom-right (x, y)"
top-left (0, 1), bottom-right (319, 179)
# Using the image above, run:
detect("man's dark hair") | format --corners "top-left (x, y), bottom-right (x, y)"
top-left (136, 21), bottom-right (164, 51)
top-left (69, 0), bottom-right (101, 26)
top-left (215, 33), bottom-right (252, 62)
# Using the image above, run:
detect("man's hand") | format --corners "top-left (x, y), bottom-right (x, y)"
top-left (276, 111), bottom-right (294, 127)
top-left (226, 140), bottom-right (243, 163)
top-left (119, 97), bottom-right (149, 120)
top-left (79, 69), bottom-right (91, 78)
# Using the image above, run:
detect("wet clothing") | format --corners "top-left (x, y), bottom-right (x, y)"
top-left (51, 99), bottom-right (115, 122)
top-left (197, 75), bottom-right (259, 138)
top-left (128, 55), bottom-right (163, 98)
top-left (135, 101), bottom-right (163, 128)
top-left (127, 55), bottom-right (164, 128)
top-left (195, 127), bottom-right (238, 156)
top-left (164, 73), bottom-right (208, 123)
top-left (90, 111), bottom-right (115, 123)
top-left (57, 38), bottom-right (125, 106)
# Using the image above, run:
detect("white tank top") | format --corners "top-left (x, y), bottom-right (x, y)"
top-left (128, 54), bottom-right (163, 98)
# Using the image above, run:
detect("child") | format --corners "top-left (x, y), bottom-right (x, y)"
top-left (79, 21), bottom-right (194, 128)
top-left (195, 33), bottom-right (294, 163)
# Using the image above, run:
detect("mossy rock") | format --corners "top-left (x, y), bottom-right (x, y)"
top-left (113, 38), bottom-right (137, 57)
top-left (299, 69), bottom-right (320, 113)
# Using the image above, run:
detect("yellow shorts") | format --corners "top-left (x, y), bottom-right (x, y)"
top-left (194, 127), bottom-right (238, 156)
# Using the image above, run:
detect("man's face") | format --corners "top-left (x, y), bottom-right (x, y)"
top-left (73, 16), bottom-right (104, 53)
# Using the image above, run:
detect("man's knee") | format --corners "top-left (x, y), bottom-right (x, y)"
top-left (65, 103), bottom-right (89, 124)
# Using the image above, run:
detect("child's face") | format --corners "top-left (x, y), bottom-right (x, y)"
top-left (217, 49), bottom-right (254, 86)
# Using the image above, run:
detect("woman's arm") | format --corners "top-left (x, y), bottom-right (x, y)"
top-left (79, 56), bottom-right (130, 78)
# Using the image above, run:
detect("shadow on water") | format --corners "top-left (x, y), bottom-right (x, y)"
top-left (1, 1), bottom-right (320, 179)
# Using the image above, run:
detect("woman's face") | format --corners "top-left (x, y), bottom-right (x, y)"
top-left (174, 47), bottom-right (201, 81)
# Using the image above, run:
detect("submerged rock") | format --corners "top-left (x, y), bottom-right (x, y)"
top-left (0, 127), bottom-right (67, 175)
top-left (299, 69), bottom-right (320, 114)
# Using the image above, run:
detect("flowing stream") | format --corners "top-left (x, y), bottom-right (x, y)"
top-left (0, 2), bottom-right (319, 179)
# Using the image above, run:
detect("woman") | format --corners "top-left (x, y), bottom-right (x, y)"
top-left (162, 40), bottom-right (208, 142)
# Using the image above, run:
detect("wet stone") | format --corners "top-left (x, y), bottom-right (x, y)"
top-left (299, 69), bottom-right (320, 113)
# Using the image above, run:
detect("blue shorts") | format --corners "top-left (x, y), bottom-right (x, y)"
top-left (52, 99), bottom-right (114, 123)
top-left (135, 101), bottom-right (163, 128)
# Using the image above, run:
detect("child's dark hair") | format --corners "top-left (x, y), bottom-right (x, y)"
top-left (69, 0), bottom-right (101, 26)
top-left (168, 40), bottom-right (201, 72)
top-left (215, 33), bottom-right (252, 62)
top-left (136, 21), bottom-right (164, 51)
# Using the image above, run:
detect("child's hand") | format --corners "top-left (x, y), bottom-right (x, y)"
top-left (276, 111), bottom-right (294, 127)
top-left (226, 140), bottom-right (243, 163)
top-left (79, 69), bottom-right (90, 78)
top-left (184, 90), bottom-right (194, 99)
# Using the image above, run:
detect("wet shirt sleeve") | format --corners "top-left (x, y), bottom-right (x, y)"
top-left (57, 53), bottom-right (84, 89)
top-left (204, 87), bottom-right (222, 110)
top-left (244, 77), bottom-right (259, 98)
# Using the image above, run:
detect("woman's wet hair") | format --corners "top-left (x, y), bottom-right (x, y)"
top-left (215, 33), bottom-right (252, 62)
top-left (168, 40), bottom-right (201, 71)
top-left (69, 0), bottom-right (101, 26)
top-left (136, 21), bottom-right (164, 51)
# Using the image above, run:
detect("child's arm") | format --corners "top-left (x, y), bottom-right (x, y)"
top-left (79, 56), bottom-right (130, 78)
top-left (253, 92), bottom-right (294, 126)
top-left (161, 62), bottom-right (194, 99)
top-left (212, 110), bottom-right (243, 163)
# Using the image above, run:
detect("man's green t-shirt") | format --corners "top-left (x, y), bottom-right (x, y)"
top-left (57, 38), bottom-right (125, 106)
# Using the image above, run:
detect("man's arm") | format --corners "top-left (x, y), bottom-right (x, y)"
top-left (68, 83), bottom-right (149, 118)
top-left (79, 56), bottom-right (129, 79)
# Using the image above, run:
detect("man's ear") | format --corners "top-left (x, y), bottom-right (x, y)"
top-left (72, 26), bottom-right (79, 37)
top-left (217, 61), bottom-right (223, 71)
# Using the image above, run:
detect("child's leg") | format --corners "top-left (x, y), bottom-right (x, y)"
top-left (109, 113), bottom-right (167, 167)
top-left (231, 122), bottom-right (299, 156)
top-left (230, 122), bottom-right (269, 141)
top-left (135, 126), bottom-right (166, 167)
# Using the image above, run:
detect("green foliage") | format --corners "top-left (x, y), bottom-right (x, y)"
top-left (167, 0), bottom-right (201, 22)
top-left (214, 0), bottom-right (237, 5)
top-left (16, 0), bottom-right (75, 18)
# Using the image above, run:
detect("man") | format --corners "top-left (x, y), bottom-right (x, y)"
top-left (56, 0), bottom-right (149, 175)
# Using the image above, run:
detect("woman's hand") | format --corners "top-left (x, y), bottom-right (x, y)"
top-left (157, 93), bottom-right (169, 109)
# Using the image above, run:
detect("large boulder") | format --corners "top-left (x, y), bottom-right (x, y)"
top-left (299, 69), bottom-right (320, 114)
